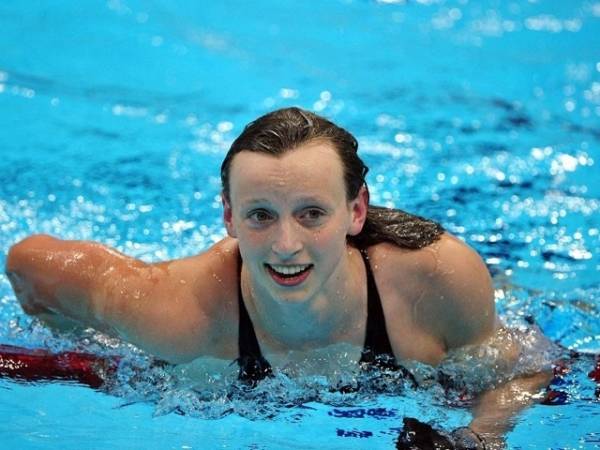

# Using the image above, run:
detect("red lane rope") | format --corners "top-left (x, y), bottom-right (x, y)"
top-left (0, 344), bottom-right (119, 389)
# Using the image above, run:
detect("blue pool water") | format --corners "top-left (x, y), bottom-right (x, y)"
top-left (1, 0), bottom-right (599, 448)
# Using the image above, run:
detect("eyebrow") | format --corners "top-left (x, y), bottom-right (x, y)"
top-left (240, 196), bottom-right (329, 208)
top-left (240, 198), bottom-right (270, 207)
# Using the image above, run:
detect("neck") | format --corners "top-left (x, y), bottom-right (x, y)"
top-left (241, 247), bottom-right (365, 351)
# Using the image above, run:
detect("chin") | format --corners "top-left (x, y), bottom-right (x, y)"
top-left (269, 285), bottom-right (315, 304)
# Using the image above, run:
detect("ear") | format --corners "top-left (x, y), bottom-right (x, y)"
top-left (222, 193), bottom-right (237, 238)
top-left (348, 185), bottom-right (369, 236)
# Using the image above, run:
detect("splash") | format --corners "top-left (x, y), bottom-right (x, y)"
top-left (435, 325), bottom-right (564, 396)
top-left (95, 325), bottom-right (566, 420)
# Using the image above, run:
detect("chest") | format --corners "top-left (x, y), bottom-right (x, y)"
top-left (216, 246), bottom-right (447, 367)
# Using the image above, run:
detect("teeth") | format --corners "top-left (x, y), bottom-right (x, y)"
top-left (269, 264), bottom-right (311, 275)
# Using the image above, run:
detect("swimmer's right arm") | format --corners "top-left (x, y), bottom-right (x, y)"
top-left (5, 234), bottom-right (239, 362)
top-left (6, 234), bottom-right (126, 332)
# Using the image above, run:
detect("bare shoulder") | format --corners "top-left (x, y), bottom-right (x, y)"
top-left (132, 237), bottom-right (241, 360)
top-left (367, 233), bottom-right (496, 351)
top-left (160, 236), bottom-right (240, 311)
top-left (102, 236), bottom-right (242, 362)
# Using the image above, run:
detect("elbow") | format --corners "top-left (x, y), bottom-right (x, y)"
top-left (5, 235), bottom-right (61, 316)
top-left (5, 235), bottom-right (56, 314)
top-left (6, 234), bottom-right (57, 274)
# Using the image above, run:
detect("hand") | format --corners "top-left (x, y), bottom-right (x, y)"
top-left (396, 417), bottom-right (486, 450)
top-left (449, 427), bottom-right (487, 450)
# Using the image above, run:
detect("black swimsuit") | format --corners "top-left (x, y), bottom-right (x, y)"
top-left (236, 249), bottom-right (415, 385)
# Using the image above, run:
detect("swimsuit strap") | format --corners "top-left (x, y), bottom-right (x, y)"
top-left (357, 249), bottom-right (418, 385)
top-left (236, 251), bottom-right (273, 384)
top-left (358, 248), bottom-right (399, 370)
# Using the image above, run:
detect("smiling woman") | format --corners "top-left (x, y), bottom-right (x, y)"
top-left (1, 0), bottom-right (599, 447)
top-left (5, 107), bottom-right (519, 448)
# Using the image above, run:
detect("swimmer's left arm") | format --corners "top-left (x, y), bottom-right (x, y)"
top-left (467, 371), bottom-right (553, 448)
top-left (423, 235), bottom-right (552, 448)
top-left (396, 370), bottom-right (552, 449)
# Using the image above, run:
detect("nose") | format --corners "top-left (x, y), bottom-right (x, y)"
top-left (271, 219), bottom-right (303, 259)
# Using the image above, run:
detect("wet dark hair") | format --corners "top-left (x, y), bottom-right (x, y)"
top-left (220, 107), bottom-right (443, 249)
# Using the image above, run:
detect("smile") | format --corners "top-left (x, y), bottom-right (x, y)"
top-left (265, 263), bottom-right (313, 286)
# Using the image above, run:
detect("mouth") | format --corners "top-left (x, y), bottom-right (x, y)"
top-left (265, 263), bottom-right (314, 287)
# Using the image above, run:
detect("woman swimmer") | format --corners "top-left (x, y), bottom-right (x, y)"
top-left (5, 107), bottom-right (551, 449)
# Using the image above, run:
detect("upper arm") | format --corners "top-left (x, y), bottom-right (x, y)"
top-left (5, 234), bottom-right (140, 330)
top-left (416, 234), bottom-right (497, 350)
top-left (6, 235), bottom-right (239, 362)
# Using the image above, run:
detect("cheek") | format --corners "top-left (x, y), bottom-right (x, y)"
top-left (237, 228), bottom-right (269, 255)
top-left (311, 223), bottom-right (347, 254)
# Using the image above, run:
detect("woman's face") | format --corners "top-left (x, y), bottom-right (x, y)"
top-left (223, 140), bottom-right (367, 304)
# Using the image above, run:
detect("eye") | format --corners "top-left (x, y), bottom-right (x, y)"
top-left (299, 207), bottom-right (327, 224)
top-left (247, 209), bottom-right (274, 224)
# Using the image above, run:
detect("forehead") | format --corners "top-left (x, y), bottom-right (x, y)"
top-left (228, 141), bottom-right (346, 206)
